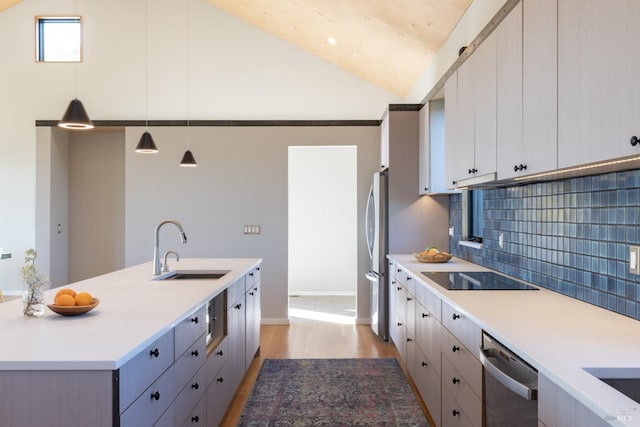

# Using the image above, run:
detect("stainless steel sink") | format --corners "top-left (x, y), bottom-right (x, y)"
top-left (584, 367), bottom-right (640, 404)
top-left (153, 270), bottom-right (231, 281)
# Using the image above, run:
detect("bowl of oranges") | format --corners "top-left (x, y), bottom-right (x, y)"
top-left (47, 288), bottom-right (99, 316)
top-left (414, 246), bottom-right (453, 263)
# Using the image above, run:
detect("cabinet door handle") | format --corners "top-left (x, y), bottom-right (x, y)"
top-left (191, 382), bottom-right (199, 390)
top-left (149, 348), bottom-right (160, 358)
top-left (631, 135), bottom-right (639, 146)
top-left (397, 322), bottom-right (403, 327)
top-left (452, 410), bottom-right (460, 417)
top-left (249, 272), bottom-right (254, 276)
top-left (452, 313), bottom-right (460, 320)
top-left (407, 297), bottom-right (412, 301)
top-left (514, 164), bottom-right (528, 172)
top-left (150, 391), bottom-right (160, 401)
top-left (256, 267), bottom-right (260, 271)
top-left (397, 286), bottom-right (401, 291)
top-left (452, 345), bottom-right (460, 353)
top-left (191, 349), bottom-right (199, 357)
top-left (452, 180), bottom-right (457, 186)
top-left (217, 377), bottom-right (224, 383)
top-left (452, 377), bottom-right (460, 384)
top-left (421, 361), bottom-right (428, 367)
top-left (192, 415), bottom-right (200, 423)
top-left (191, 317), bottom-right (199, 324)
top-left (249, 292), bottom-right (254, 296)
top-left (216, 350), bottom-right (224, 356)
top-left (235, 303), bottom-right (242, 310)
top-left (422, 313), bottom-right (429, 318)
top-left (407, 338), bottom-right (412, 342)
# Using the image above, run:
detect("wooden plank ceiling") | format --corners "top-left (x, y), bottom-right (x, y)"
top-left (205, 0), bottom-right (472, 97)
top-left (1, 0), bottom-right (472, 98)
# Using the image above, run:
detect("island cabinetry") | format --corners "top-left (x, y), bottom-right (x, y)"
top-left (441, 300), bottom-right (482, 427)
top-left (175, 305), bottom-right (206, 359)
top-left (245, 266), bottom-right (261, 371)
top-left (204, 339), bottom-right (230, 427)
top-left (225, 277), bottom-right (247, 398)
top-left (173, 362), bottom-right (207, 426)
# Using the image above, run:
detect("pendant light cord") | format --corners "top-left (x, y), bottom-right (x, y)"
top-left (186, 0), bottom-right (190, 148)
top-left (145, 0), bottom-right (149, 130)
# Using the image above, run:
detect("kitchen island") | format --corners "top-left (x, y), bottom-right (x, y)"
top-left (389, 254), bottom-right (640, 427)
top-left (0, 257), bottom-right (262, 427)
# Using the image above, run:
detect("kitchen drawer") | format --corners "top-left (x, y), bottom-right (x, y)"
top-left (226, 277), bottom-right (246, 308)
top-left (175, 305), bottom-right (207, 359)
top-left (174, 363), bottom-right (207, 426)
top-left (181, 394), bottom-right (206, 427)
top-left (174, 334), bottom-right (206, 396)
top-left (441, 354), bottom-right (482, 426)
top-left (153, 403), bottom-right (175, 427)
top-left (415, 301), bottom-right (442, 375)
top-left (119, 329), bottom-right (174, 411)
top-left (206, 361), bottom-right (233, 427)
top-left (415, 282), bottom-right (441, 321)
top-left (394, 283), bottom-right (407, 324)
top-left (441, 328), bottom-right (482, 398)
top-left (408, 341), bottom-right (441, 427)
top-left (205, 337), bottom-right (228, 387)
top-left (120, 361), bottom-right (177, 427)
top-left (442, 299), bottom-right (481, 360)
top-left (245, 266), bottom-right (261, 291)
top-left (441, 385), bottom-right (475, 427)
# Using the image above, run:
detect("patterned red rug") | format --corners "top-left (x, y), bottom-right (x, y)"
top-left (239, 358), bottom-right (430, 426)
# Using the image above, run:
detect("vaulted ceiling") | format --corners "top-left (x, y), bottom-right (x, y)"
top-left (205, 0), bottom-right (472, 97)
top-left (1, 0), bottom-right (472, 98)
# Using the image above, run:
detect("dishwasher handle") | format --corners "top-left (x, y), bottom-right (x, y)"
top-left (479, 347), bottom-right (538, 401)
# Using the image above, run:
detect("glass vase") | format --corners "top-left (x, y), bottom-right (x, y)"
top-left (23, 281), bottom-right (47, 318)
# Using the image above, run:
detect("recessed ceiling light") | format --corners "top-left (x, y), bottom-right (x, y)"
top-left (327, 37), bottom-right (337, 45)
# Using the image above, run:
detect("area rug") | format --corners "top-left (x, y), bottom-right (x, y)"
top-left (238, 358), bottom-right (429, 426)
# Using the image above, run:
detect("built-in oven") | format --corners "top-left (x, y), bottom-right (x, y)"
top-left (480, 332), bottom-right (538, 426)
top-left (206, 290), bottom-right (226, 349)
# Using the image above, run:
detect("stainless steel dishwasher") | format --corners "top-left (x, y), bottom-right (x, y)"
top-left (480, 332), bottom-right (538, 426)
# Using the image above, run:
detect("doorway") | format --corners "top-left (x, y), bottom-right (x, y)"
top-left (287, 146), bottom-right (357, 324)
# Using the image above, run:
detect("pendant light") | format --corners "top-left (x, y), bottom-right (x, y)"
top-left (135, 0), bottom-right (158, 153)
top-left (58, 0), bottom-right (93, 130)
top-left (180, 0), bottom-right (197, 167)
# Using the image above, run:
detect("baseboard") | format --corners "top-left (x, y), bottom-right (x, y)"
top-left (356, 317), bottom-right (371, 325)
top-left (288, 291), bottom-right (356, 296)
top-left (261, 318), bottom-right (291, 325)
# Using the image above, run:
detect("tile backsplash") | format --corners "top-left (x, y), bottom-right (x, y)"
top-left (449, 169), bottom-right (640, 320)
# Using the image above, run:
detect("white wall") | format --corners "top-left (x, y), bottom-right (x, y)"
top-left (124, 126), bottom-right (380, 324)
top-left (0, 0), bottom-right (400, 293)
top-left (288, 146), bottom-right (357, 295)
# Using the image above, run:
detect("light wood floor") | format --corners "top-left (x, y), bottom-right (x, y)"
top-left (219, 323), bottom-right (435, 426)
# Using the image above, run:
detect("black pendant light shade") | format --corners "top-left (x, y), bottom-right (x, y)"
top-left (135, 131), bottom-right (159, 153)
top-left (179, 149), bottom-right (197, 167)
top-left (58, 98), bottom-right (94, 130)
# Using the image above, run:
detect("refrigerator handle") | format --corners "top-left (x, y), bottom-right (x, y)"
top-left (366, 272), bottom-right (378, 282)
top-left (365, 184), bottom-right (374, 260)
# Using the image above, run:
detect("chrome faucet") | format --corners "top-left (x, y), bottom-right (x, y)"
top-left (153, 219), bottom-right (187, 275)
top-left (162, 250), bottom-right (180, 273)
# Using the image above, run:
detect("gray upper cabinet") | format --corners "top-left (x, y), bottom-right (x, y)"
top-left (446, 31), bottom-right (497, 188)
top-left (418, 103), bottom-right (431, 195)
top-left (558, 0), bottom-right (640, 168)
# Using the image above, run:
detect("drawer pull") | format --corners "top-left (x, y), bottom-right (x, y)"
top-left (452, 313), bottom-right (460, 320)
top-left (452, 410), bottom-right (460, 417)
top-left (191, 317), bottom-right (199, 324)
top-left (421, 361), bottom-right (428, 367)
top-left (422, 313), bottom-right (429, 318)
top-left (191, 349), bottom-right (199, 357)
top-left (216, 350), bottom-right (224, 356)
top-left (407, 276), bottom-right (412, 281)
top-left (249, 272), bottom-right (254, 276)
top-left (192, 415), bottom-right (200, 423)
top-left (256, 267), bottom-right (260, 271)
top-left (397, 322), bottom-right (403, 327)
top-left (249, 292), bottom-right (254, 296)
top-left (397, 268), bottom-right (401, 273)
top-left (191, 382), bottom-right (199, 390)
top-left (217, 377), bottom-right (224, 383)
top-left (452, 345), bottom-right (460, 353)
top-left (235, 303), bottom-right (242, 310)
top-left (452, 377), bottom-right (460, 384)
top-left (407, 297), bottom-right (412, 301)
top-left (407, 338), bottom-right (412, 342)
top-left (397, 286), bottom-right (401, 291)
top-left (149, 348), bottom-right (160, 358)
top-left (150, 391), bottom-right (160, 401)
top-left (254, 287), bottom-right (258, 291)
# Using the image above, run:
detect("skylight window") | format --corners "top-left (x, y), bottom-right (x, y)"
top-left (36, 17), bottom-right (82, 62)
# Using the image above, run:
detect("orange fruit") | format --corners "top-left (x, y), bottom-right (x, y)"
top-left (55, 288), bottom-right (76, 299)
top-left (55, 294), bottom-right (76, 306)
top-left (75, 292), bottom-right (93, 306)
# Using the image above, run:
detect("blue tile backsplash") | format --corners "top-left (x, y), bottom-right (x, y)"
top-left (449, 169), bottom-right (640, 321)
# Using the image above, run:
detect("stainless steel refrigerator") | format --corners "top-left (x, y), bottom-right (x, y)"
top-left (365, 169), bottom-right (388, 340)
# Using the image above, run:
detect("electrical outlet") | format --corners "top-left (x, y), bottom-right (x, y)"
top-left (499, 232), bottom-right (504, 249)
top-left (449, 226), bottom-right (454, 237)
top-left (630, 246), bottom-right (640, 275)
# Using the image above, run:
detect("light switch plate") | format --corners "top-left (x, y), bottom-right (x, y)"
top-left (630, 246), bottom-right (640, 275)
top-left (449, 226), bottom-right (454, 237)
top-left (499, 232), bottom-right (504, 249)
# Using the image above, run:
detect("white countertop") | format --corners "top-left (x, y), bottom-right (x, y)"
top-left (0, 258), bottom-right (261, 371)
top-left (389, 254), bottom-right (640, 426)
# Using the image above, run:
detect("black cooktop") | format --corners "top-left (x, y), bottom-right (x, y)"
top-left (421, 271), bottom-right (538, 291)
